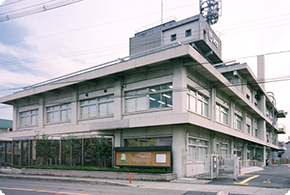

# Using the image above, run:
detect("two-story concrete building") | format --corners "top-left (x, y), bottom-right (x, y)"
top-left (0, 14), bottom-right (286, 178)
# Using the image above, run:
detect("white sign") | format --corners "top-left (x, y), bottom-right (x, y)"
top-left (208, 31), bottom-right (219, 48)
top-left (156, 153), bottom-right (166, 163)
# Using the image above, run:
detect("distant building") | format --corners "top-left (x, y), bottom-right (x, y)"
top-left (0, 14), bottom-right (287, 177)
top-left (0, 119), bottom-right (12, 133)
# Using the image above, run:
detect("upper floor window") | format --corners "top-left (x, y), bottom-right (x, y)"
top-left (80, 95), bottom-right (114, 119)
top-left (187, 88), bottom-right (209, 117)
top-left (235, 109), bottom-right (242, 130)
top-left (171, 34), bottom-right (176, 41)
top-left (215, 104), bottom-right (229, 125)
top-left (185, 29), bottom-right (191, 37)
top-left (19, 109), bottom-right (38, 127)
top-left (125, 83), bottom-right (172, 113)
top-left (47, 103), bottom-right (71, 123)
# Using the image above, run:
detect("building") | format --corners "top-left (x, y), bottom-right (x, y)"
top-left (0, 119), bottom-right (12, 133)
top-left (0, 14), bottom-right (287, 178)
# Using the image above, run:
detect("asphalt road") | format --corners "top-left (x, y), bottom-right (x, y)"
top-left (209, 164), bottom-right (290, 188)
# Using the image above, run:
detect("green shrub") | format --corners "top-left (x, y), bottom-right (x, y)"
top-left (12, 165), bottom-right (167, 174)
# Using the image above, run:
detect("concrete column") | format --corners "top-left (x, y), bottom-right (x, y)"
top-left (263, 146), bottom-right (267, 166)
top-left (13, 104), bottom-right (18, 131)
top-left (211, 133), bottom-right (216, 154)
top-left (114, 130), bottom-right (122, 147)
top-left (257, 55), bottom-right (265, 91)
top-left (28, 140), bottom-right (31, 166)
top-left (173, 67), bottom-right (187, 114)
top-left (172, 126), bottom-right (186, 178)
top-left (71, 86), bottom-right (78, 125)
top-left (114, 78), bottom-right (122, 120)
top-left (39, 95), bottom-right (44, 128)
top-left (210, 87), bottom-right (216, 121)
top-left (230, 140), bottom-right (234, 155)
top-left (257, 119), bottom-right (266, 141)
top-left (4, 142), bottom-right (7, 162)
top-left (243, 143), bottom-right (248, 160)
top-left (242, 110), bottom-right (247, 133)
top-left (229, 100), bottom-right (235, 129)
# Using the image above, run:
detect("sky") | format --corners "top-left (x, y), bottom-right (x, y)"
top-left (0, 0), bottom-right (289, 141)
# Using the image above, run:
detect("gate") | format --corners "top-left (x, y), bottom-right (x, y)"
top-left (186, 154), bottom-right (239, 180)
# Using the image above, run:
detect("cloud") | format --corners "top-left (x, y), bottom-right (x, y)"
top-left (0, 190), bottom-right (5, 195)
top-left (285, 190), bottom-right (290, 195)
top-left (0, 0), bottom-right (5, 6)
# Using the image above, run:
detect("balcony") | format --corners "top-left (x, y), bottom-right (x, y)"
top-left (277, 124), bottom-right (286, 134)
top-left (277, 110), bottom-right (287, 118)
top-left (278, 142), bottom-right (286, 151)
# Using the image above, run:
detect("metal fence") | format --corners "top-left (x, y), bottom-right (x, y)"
top-left (186, 154), bottom-right (239, 180)
top-left (239, 160), bottom-right (264, 168)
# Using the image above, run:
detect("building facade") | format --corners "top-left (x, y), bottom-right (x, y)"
top-left (0, 14), bottom-right (287, 178)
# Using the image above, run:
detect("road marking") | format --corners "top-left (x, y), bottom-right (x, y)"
top-left (0, 187), bottom-right (91, 195)
top-left (233, 175), bottom-right (260, 185)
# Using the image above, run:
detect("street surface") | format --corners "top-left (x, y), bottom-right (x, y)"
top-left (209, 164), bottom-right (290, 188)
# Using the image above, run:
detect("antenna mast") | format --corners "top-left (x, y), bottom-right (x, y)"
top-left (200, 0), bottom-right (222, 26)
top-left (161, 0), bottom-right (163, 24)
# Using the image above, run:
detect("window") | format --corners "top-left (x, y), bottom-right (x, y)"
top-left (124, 137), bottom-right (172, 147)
top-left (187, 138), bottom-right (209, 160)
top-left (235, 109), bottom-right (242, 130)
top-left (80, 95), bottom-right (114, 119)
top-left (221, 144), bottom-right (228, 156)
top-left (19, 109), bottom-right (39, 127)
top-left (47, 103), bottom-right (71, 123)
top-left (171, 34), bottom-right (176, 41)
top-left (125, 83), bottom-right (172, 113)
top-left (215, 104), bottom-right (229, 125)
top-left (185, 29), bottom-right (191, 37)
top-left (187, 88), bottom-right (209, 117)
top-left (247, 124), bottom-right (251, 134)
top-left (255, 128), bottom-right (258, 137)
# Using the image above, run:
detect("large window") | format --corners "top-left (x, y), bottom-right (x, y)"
top-left (19, 109), bottom-right (39, 127)
top-left (187, 88), bottom-right (209, 117)
top-left (47, 103), bottom-right (71, 123)
top-left (80, 95), bottom-right (114, 119)
top-left (124, 137), bottom-right (172, 147)
top-left (215, 104), bottom-right (229, 125)
top-left (187, 138), bottom-right (209, 160)
top-left (125, 83), bottom-right (172, 113)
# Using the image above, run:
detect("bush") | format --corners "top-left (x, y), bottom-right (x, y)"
top-left (12, 165), bottom-right (167, 174)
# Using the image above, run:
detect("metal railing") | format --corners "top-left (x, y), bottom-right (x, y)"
top-left (239, 160), bottom-right (264, 168)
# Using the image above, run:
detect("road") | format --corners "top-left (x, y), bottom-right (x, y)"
top-left (209, 164), bottom-right (290, 188)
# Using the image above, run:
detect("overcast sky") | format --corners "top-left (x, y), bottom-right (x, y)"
top-left (0, 0), bottom-right (289, 141)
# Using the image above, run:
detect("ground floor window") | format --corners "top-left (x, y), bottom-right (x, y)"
top-left (187, 138), bottom-right (209, 160)
top-left (124, 137), bottom-right (172, 147)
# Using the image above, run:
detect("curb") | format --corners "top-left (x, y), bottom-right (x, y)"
top-left (0, 173), bottom-right (138, 187)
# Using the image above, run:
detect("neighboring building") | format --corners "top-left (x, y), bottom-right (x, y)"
top-left (280, 141), bottom-right (290, 159)
top-left (0, 14), bottom-right (287, 178)
top-left (0, 119), bottom-right (12, 133)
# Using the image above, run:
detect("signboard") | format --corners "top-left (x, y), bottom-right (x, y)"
top-left (115, 146), bottom-right (171, 168)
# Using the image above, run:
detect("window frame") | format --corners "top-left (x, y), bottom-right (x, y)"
top-left (80, 94), bottom-right (114, 119)
top-left (187, 137), bottom-right (209, 160)
top-left (185, 29), bottom-right (192, 37)
top-left (19, 109), bottom-right (39, 127)
top-left (187, 88), bottom-right (209, 118)
top-left (124, 83), bottom-right (173, 113)
top-left (46, 103), bottom-right (71, 124)
top-left (215, 103), bottom-right (229, 125)
top-left (171, 34), bottom-right (177, 41)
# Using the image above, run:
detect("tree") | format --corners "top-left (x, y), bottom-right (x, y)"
top-left (34, 131), bottom-right (54, 166)
top-left (62, 135), bottom-right (81, 167)
top-left (92, 136), bottom-right (112, 168)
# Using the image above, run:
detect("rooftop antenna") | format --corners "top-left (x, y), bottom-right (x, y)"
top-left (200, 0), bottom-right (222, 26)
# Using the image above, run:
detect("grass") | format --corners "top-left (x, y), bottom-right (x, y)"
top-left (11, 165), bottom-right (167, 174)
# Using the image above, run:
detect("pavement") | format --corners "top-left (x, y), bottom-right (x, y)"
top-left (0, 166), bottom-right (289, 195)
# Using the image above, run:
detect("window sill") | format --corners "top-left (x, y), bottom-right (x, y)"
top-left (78, 115), bottom-right (114, 122)
top-left (124, 107), bottom-right (172, 116)
top-left (45, 121), bottom-right (71, 126)
top-left (187, 110), bottom-right (210, 120)
top-left (215, 121), bottom-right (229, 127)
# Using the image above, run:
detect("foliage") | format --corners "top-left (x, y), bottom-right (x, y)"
top-left (12, 165), bottom-right (167, 173)
top-left (92, 136), bottom-right (112, 168)
top-left (34, 131), bottom-right (55, 166)
top-left (62, 135), bottom-right (82, 167)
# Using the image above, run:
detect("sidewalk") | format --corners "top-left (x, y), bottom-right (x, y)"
top-left (0, 168), bottom-right (289, 195)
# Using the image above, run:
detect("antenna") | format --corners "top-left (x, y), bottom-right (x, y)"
top-left (200, 0), bottom-right (222, 26)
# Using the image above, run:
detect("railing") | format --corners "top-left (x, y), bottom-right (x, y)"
top-left (239, 160), bottom-right (264, 168)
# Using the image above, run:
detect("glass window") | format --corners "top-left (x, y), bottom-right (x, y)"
top-left (235, 115), bottom-right (242, 130)
top-left (215, 104), bottom-right (229, 125)
top-left (80, 95), bottom-right (114, 119)
top-left (185, 29), bottom-right (191, 37)
top-left (187, 138), bottom-right (208, 160)
top-left (125, 83), bottom-right (172, 113)
top-left (187, 88), bottom-right (209, 117)
top-left (124, 137), bottom-right (172, 147)
top-left (47, 103), bottom-right (71, 123)
top-left (171, 34), bottom-right (176, 41)
top-left (19, 109), bottom-right (39, 127)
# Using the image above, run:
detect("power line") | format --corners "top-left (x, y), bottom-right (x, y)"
top-left (0, 0), bottom-right (84, 22)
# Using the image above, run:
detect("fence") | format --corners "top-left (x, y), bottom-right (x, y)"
top-left (239, 160), bottom-right (264, 168)
top-left (186, 154), bottom-right (239, 180)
